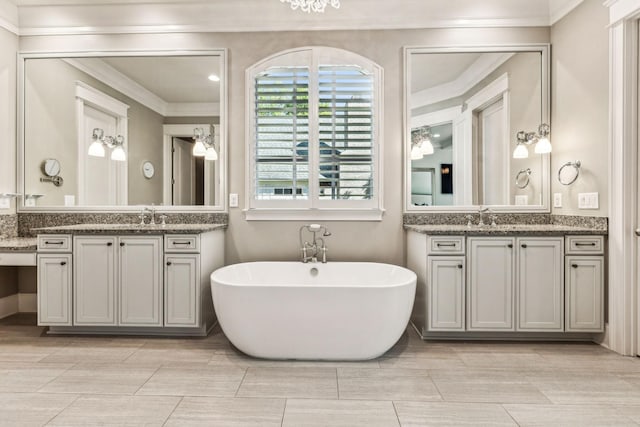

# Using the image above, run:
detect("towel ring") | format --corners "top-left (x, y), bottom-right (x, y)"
top-left (558, 161), bottom-right (581, 186)
top-left (515, 168), bottom-right (532, 189)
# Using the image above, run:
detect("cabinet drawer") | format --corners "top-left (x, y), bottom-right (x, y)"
top-left (427, 236), bottom-right (465, 255)
top-left (38, 235), bottom-right (72, 252)
top-left (165, 235), bottom-right (200, 253)
top-left (0, 252), bottom-right (36, 266)
top-left (565, 236), bottom-right (604, 255)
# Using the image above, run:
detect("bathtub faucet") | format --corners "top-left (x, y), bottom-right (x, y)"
top-left (299, 224), bottom-right (331, 263)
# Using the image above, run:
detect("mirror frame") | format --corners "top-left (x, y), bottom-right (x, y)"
top-left (17, 49), bottom-right (228, 212)
top-left (403, 44), bottom-right (550, 213)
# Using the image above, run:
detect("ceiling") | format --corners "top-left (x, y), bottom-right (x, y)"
top-left (0, 0), bottom-right (585, 35)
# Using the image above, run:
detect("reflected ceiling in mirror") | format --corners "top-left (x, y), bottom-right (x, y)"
top-left (405, 45), bottom-right (550, 212)
top-left (19, 51), bottom-right (227, 211)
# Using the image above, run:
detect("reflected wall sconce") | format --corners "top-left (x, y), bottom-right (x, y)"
top-left (410, 126), bottom-right (434, 161)
top-left (192, 127), bottom-right (218, 161)
top-left (88, 128), bottom-right (126, 161)
top-left (513, 123), bottom-right (551, 159)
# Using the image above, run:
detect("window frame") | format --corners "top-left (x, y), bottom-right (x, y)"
top-left (245, 46), bottom-right (384, 221)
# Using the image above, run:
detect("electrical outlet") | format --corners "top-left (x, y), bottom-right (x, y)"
top-left (515, 195), bottom-right (528, 205)
top-left (553, 193), bottom-right (562, 208)
top-left (229, 193), bottom-right (239, 208)
top-left (0, 198), bottom-right (9, 210)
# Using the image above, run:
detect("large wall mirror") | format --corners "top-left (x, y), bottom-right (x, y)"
top-left (404, 45), bottom-right (550, 212)
top-left (18, 50), bottom-right (227, 211)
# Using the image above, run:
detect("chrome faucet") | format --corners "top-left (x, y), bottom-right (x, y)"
top-left (299, 224), bottom-right (331, 263)
top-left (478, 206), bottom-right (490, 227)
top-left (138, 206), bottom-right (158, 225)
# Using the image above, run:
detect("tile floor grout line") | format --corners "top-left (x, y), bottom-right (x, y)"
top-left (280, 398), bottom-right (288, 427)
top-left (391, 400), bottom-right (402, 427)
top-left (41, 392), bottom-right (82, 426)
top-left (161, 395), bottom-right (184, 427)
top-left (500, 403), bottom-right (524, 427)
top-left (335, 367), bottom-right (339, 400)
top-left (132, 365), bottom-right (163, 396)
top-left (233, 367), bottom-right (249, 398)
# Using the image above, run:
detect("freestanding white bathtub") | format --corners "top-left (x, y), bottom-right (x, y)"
top-left (210, 262), bottom-right (416, 360)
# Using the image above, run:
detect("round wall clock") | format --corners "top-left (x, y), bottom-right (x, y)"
top-left (142, 161), bottom-right (155, 179)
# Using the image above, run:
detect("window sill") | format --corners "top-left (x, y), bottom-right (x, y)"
top-left (243, 208), bottom-right (385, 221)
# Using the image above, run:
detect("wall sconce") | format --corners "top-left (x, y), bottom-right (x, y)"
top-left (88, 128), bottom-right (127, 161)
top-left (513, 123), bottom-right (551, 159)
top-left (192, 127), bottom-right (218, 161)
top-left (410, 126), bottom-right (434, 161)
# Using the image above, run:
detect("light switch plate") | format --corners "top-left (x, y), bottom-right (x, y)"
top-left (229, 193), bottom-right (239, 208)
top-left (553, 193), bottom-right (562, 208)
top-left (578, 192), bottom-right (599, 209)
top-left (0, 198), bottom-right (10, 210)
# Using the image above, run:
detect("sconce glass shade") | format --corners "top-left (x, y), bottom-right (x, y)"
top-left (534, 136), bottom-right (552, 154)
top-left (420, 139), bottom-right (434, 155)
top-left (88, 140), bottom-right (106, 157)
top-left (110, 145), bottom-right (127, 162)
top-left (513, 143), bottom-right (529, 159)
top-left (205, 146), bottom-right (218, 161)
top-left (410, 145), bottom-right (423, 160)
top-left (193, 140), bottom-right (207, 157)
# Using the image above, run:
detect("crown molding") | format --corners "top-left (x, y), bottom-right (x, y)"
top-left (549, 0), bottom-right (584, 25)
top-left (606, 0), bottom-right (640, 24)
top-left (63, 58), bottom-right (218, 117)
top-left (412, 52), bottom-right (513, 110)
top-left (0, 0), bottom-right (18, 34)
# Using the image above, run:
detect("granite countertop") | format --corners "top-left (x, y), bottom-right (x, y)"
top-left (32, 223), bottom-right (227, 235)
top-left (0, 237), bottom-right (38, 251)
top-left (404, 224), bottom-right (607, 236)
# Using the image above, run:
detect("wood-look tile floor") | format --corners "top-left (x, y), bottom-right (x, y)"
top-left (2, 314), bottom-right (640, 426)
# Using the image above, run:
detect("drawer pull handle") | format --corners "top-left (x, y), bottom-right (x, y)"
top-left (507, 244), bottom-right (513, 248)
top-left (120, 242), bottom-right (125, 247)
top-left (45, 241), bottom-right (64, 245)
top-left (457, 264), bottom-right (463, 269)
top-left (107, 242), bottom-right (113, 246)
top-left (436, 243), bottom-right (457, 247)
top-left (521, 244), bottom-right (528, 248)
top-left (172, 241), bottom-right (192, 245)
top-left (572, 264), bottom-right (578, 268)
top-left (60, 261), bottom-right (66, 266)
top-left (575, 242), bottom-right (597, 247)
top-left (166, 261), bottom-right (172, 266)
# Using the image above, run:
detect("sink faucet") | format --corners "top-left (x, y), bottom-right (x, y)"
top-left (299, 224), bottom-right (331, 263)
top-left (138, 206), bottom-right (157, 225)
top-left (478, 206), bottom-right (490, 227)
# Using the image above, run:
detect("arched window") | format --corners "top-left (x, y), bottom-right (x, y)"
top-left (246, 47), bottom-right (383, 220)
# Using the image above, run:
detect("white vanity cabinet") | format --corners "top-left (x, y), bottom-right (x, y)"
top-left (467, 237), bottom-right (515, 330)
top-left (517, 238), bottom-right (564, 331)
top-left (38, 228), bottom-right (224, 336)
top-left (565, 236), bottom-right (604, 332)
top-left (37, 235), bottom-right (73, 326)
top-left (408, 229), bottom-right (604, 338)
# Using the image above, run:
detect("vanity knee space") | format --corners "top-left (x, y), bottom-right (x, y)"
top-left (407, 231), bottom-right (605, 338)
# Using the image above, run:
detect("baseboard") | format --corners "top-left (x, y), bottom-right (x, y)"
top-left (18, 293), bottom-right (37, 313)
top-left (0, 294), bottom-right (19, 319)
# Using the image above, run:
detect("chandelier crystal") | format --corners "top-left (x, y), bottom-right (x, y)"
top-left (280, 0), bottom-right (340, 13)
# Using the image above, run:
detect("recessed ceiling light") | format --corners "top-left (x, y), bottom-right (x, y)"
top-left (208, 74), bottom-right (220, 82)
top-left (433, 134), bottom-right (441, 138)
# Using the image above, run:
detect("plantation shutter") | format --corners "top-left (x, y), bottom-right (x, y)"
top-left (318, 65), bottom-right (374, 200)
top-left (254, 66), bottom-right (309, 200)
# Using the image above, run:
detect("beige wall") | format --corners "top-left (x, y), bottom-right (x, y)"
top-left (550, 0), bottom-right (609, 216)
top-left (20, 28), bottom-right (550, 265)
top-left (0, 27), bottom-right (17, 214)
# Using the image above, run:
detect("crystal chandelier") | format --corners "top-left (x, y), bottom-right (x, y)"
top-left (280, 0), bottom-right (340, 13)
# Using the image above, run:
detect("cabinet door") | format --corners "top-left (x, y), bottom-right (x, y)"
top-left (165, 254), bottom-right (200, 327)
top-left (517, 238), bottom-right (564, 331)
top-left (74, 236), bottom-right (116, 325)
top-left (468, 238), bottom-right (515, 330)
top-left (37, 254), bottom-right (72, 326)
top-left (428, 256), bottom-right (465, 331)
top-left (566, 256), bottom-right (604, 332)
top-left (119, 236), bottom-right (163, 326)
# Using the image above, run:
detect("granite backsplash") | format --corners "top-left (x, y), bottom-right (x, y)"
top-left (18, 212), bottom-right (229, 237)
top-left (0, 214), bottom-right (18, 238)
